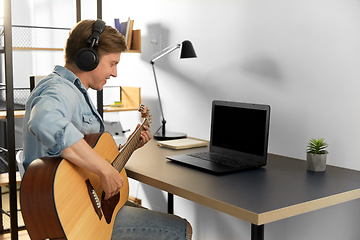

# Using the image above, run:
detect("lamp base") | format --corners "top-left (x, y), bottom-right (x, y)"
top-left (154, 132), bottom-right (187, 141)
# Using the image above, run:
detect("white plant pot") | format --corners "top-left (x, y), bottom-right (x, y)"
top-left (307, 153), bottom-right (327, 172)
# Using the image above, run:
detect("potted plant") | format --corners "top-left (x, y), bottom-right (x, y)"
top-left (306, 138), bottom-right (329, 172)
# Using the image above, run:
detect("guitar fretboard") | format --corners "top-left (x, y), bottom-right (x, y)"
top-left (112, 118), bottom-right (149, 172)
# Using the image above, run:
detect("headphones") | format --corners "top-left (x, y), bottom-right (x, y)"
top-left (75, 19), bottom-right (106, 71)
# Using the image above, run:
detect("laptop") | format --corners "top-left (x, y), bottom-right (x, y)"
top-left (166, 100), bottom-right (271, 174)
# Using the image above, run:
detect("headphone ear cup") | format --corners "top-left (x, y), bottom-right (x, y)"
top-left (75, 47), bottom-right (100, 71)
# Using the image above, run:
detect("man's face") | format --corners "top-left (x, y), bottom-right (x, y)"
top-left (87, 52), bottom-right (121, 91)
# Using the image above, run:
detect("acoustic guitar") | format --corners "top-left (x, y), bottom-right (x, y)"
top-left (21, 104), bottom-right (151, 240)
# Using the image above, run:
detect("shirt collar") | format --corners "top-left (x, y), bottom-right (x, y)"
top-left (52, 65), bottom-right (86, 91)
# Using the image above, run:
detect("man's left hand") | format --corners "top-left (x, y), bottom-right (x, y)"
top-left (136, 124), bottom-right (151, 149)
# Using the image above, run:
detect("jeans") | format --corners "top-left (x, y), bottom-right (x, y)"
top-left (111, 206), bottom-right (188, 240)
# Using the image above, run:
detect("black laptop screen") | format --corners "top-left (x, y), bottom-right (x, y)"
top-left (212, 105), bottom-right (267, 157)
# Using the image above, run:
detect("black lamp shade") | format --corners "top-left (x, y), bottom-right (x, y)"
top-left (179, 40), bottom-right (197, 59)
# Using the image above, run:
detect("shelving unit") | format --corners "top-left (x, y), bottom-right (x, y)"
top-left (1, 18), bottom-right (142, 118)
top-left (1, 1), bottom-right (19, 239)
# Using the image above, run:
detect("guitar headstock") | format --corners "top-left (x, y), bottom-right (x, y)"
top-left (138, 104), bottom-right (152, 125)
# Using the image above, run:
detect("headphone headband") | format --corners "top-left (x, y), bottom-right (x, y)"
top-left (87, 20), bottom-right (105, 47)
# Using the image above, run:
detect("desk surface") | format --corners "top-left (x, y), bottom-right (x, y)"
top-left (126, 139), bottom-right (360, 225)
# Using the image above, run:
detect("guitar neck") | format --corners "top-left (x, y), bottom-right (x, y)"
top-left (112, 118), bottom-right (149, 172)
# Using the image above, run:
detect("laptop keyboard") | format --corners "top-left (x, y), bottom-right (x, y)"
top-left (187, 152), bottom-right (257, 168)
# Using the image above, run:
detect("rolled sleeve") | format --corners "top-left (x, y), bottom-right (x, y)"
top-left (27, 82), bottom-right (83, 157)
top-left (45, 123), bottom-right (84, 156)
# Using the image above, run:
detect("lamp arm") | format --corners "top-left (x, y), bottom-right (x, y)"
top-left (151, 63), bottom-right (166, 124)
top-left (150, 44), bottom-right (181, 64)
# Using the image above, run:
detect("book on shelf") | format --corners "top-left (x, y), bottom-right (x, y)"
top-left (120, 18), bottom-right (130, 39)
top-left (158, 138), bottom-right (208, 150)
top-left (126, 19), bottom-right (134, 50)
top-left (114, 17), bottom-right (139, 52)
top-left (109, 101), bottom-right (124, 108)
top-left (114, 18), bottom-right (121, 33)
top-left (114, 17), bottom-right (134, 49)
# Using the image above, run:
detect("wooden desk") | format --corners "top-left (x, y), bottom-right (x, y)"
top-left (126, 139), bottom-right (360, 240)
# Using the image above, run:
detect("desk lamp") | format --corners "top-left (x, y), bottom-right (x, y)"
top-left (150, 40), bottom-right (197, 140)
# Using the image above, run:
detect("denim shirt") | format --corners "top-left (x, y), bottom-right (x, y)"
top-left (22, 65), bottom-right (105, 169)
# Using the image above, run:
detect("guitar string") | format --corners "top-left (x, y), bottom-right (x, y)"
top-left (113, 117), bottom-right (150, 171)
top-left (113, 120), bottom-right (147, 170)
top-left (93, 129), bottom-right (141, 198)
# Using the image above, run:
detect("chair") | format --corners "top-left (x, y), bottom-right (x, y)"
top-left (0, 149), bottom-right (24, 233)
top-left (15, 150), bottom-right (25, 178)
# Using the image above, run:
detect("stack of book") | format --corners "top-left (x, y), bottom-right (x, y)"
top-left (158, 138), bottom-right (208, 150)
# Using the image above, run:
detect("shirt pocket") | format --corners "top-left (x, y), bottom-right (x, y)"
top-left (80, 113), bottom-right (99, 134)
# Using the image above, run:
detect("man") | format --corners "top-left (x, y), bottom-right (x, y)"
top-left (22, 19), bottom-right (192, 240)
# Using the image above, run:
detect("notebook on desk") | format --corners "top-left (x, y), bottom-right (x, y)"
top-left (166, 100), bottom-right (271, 174)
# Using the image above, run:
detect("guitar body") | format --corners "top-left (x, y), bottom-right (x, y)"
top-left (21, 132), bottom-right (129, 240)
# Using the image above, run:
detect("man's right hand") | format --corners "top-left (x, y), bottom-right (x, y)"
top-left (61, 138), bottom-right (124, 200)
top-left (99, 163), bottom-right (124, 200)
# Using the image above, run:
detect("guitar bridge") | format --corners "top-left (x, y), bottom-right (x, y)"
top-left (85, 179), bottom-right (102, 220)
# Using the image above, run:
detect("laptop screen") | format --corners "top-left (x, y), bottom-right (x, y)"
top-left (210, 100), bottom-right (270, 163)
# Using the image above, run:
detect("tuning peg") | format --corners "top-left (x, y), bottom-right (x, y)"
top-left (148, 114), bottom-right (152, 124)
top-left (138, 103), bottom-right (145, 112)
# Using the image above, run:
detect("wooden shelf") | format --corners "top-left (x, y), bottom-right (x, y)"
top-left (0, 105), bottom-right (141, 119)
top-left (0, 172), bottom-right (22, 187)
top-left (103, 106), bottom-right (139, 112)
top-left (12, 47), bottom-right (64, 51)
top-left (0, 86), bottom-right (141, 119)
top-left (11, 25), bottom-right (70, 51)
top-left (0, 110), bottom-right (25, 120)
top-left (0, 230), bottom-right (30, 240)
top-left (104, 86), bottom-right (141, 112)
top-left (11, 27), bottom-right (141, 53)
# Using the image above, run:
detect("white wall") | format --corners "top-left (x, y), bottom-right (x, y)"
top-left (11, 0), bottom-right (360, 239)
top-left (103, 0), bottom-right (360, 169)
top-left (103, 0), bottom-right (360, 239)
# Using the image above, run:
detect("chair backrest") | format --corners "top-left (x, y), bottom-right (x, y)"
top-left (29, 75), bottom-right (45, 91)
top-left (16, 150), bottom-right (25, 178)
